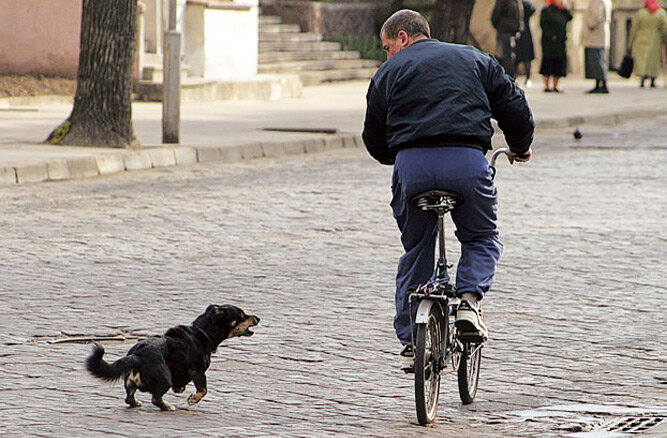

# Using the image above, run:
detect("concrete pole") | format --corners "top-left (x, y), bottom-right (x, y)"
top-left (162, 0), bottom-right (180, 143)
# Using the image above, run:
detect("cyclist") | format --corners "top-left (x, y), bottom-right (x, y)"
top-left (362, 10), bottom-right (534, 370)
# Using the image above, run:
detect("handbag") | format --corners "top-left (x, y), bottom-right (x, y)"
top-left (618, 52), bottom-right (634, 78)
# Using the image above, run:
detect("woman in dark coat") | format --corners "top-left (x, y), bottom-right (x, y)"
top-left (516, 1), bottom-right (537, 87)
top-left (539, 0), bottom-right (573, 92)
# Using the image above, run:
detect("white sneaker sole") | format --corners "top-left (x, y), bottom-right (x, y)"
top-left (456, 311), bottom-right (488, 339)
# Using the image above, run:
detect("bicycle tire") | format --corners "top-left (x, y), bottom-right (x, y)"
top-left (457, 341), bottom-right (482, 404)
top-left (414, 304), bottom-right (445, 425)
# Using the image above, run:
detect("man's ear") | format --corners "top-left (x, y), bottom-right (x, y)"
top-left (398, 30), bottom-right (409, 47)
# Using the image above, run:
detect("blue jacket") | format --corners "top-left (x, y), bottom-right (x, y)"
top-left (362, 39), bottom-right (534, 165)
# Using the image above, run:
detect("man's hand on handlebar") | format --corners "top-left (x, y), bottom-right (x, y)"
top-left (507, 148), bottom-right (532, 164)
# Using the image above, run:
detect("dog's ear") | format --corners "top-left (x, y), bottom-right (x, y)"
top-left (206, 304), bottom-right (234, 318)
top-left (206, 304), bottom-right (224, 315)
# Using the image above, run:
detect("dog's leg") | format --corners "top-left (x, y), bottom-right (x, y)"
top-left (124, 376), bottom-right (142, 408)
top-left (187, 372), bottom-right (207, 406)
top-left (152, 395), bottom-right (175, 411)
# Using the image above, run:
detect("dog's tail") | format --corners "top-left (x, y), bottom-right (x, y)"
top-left (85, 343), bottom-right (140, 382)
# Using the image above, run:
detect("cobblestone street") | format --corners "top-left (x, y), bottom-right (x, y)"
top-left (1, 120), bottom-right (665, 437)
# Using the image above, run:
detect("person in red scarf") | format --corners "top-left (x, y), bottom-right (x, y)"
top-left (628, 0), bottom-right (667, 87)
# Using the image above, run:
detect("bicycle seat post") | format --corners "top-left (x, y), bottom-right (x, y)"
top-left (409, 190), bottom-right (463, 283)
top-left (435, 208), bottom-right (447, 280)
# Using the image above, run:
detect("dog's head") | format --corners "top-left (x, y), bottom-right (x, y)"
top-left (196, 304), bottom-right (260, 343)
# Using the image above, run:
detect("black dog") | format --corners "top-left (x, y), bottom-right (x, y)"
top-left (85, 304), bottom-right (259, 410)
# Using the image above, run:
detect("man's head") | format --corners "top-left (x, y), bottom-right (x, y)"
top-left (380, 9), bottom-right (430, 60)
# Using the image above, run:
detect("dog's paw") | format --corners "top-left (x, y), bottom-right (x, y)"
top-left (187, 393), bottom-right (203, 405)
top-left (173, 386), bottom-right (185, 394)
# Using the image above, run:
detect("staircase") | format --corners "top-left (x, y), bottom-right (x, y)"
top-left (258, 15), bottom-right (380, 86)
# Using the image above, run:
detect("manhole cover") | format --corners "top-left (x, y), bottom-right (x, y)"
top-left (600, 417), bottom-right (663, 434)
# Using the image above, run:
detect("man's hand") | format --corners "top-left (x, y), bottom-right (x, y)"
top-left (507, 148), bottom-right (532, 164)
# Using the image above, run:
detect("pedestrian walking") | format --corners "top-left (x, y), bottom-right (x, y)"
top-left (539, 0), bottom-right (573, 93)
top-left (362, 9), bottom-right (534, 367)
top-left (583, 0), bottom-right (612, 93)
top-left (516, 1), bottom-right (537, 87)
top-left (628, 0), bottom-right (667, 88)
top-left (492, 0), bottom-right (525, 78)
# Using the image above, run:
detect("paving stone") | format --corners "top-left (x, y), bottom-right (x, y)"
top-left (95, 154), bottom-right (125, 175)
top-left (234, 142), bottom-right (262, 160)
top-left (147, 147), bottom-right (176, 168)
top-left (261, 141), bottom-right (286, 158)
top-left (0, 121), bottom-right (665, 438)
top-left (0, 166), bottom-right (17, 184)
top-left (123, 149), bottom-right (153, 171)
top-left (67, 157), bottom-right (99, 179)
top-left (15, 163), bottom-right (48, 183)
top-left (46, 159), bottom-right (70, 181)
top-left (173, 147), bottom-right (198, 166)
top-left (303, 138), bottom-right (326, 154)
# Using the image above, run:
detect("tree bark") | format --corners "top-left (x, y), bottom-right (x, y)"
top-left (428, 0), bottom-right (476, 45)
top-left (47, 0), bottom-right (138, 147)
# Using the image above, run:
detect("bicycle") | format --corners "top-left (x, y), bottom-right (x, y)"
top-left (407, 147), bottom-right (511, 425)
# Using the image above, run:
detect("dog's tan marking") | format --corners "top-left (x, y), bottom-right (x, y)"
top-left (126, 369), bottom-right (142, 387)
top-left (187, 388), bottom-right (207, 405)
top-left (227, 316), bottom-right (260, 338)
top-left (152, 396), bottom-right (174, 411)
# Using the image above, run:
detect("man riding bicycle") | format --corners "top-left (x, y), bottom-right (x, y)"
top-left (362, 10), bottom-right (534, 370)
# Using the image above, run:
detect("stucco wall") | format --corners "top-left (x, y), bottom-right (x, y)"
top-left (185, 1), bottom-right (259, 81)
top-left (0, 0), bottom-right (82, 78)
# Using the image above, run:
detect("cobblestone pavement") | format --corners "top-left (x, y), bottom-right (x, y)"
top-left (1, 119), bottom-right (665, 437)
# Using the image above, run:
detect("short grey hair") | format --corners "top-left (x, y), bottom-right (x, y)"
top-left (380, 9), bottom-right (431, 39)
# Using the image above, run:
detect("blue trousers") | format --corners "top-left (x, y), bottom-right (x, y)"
top-left (390, 147), bottom-right (503, 345)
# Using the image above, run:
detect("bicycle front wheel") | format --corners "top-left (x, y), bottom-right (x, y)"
top-left (457, 341), bottom-right (482, 404)
top-left (414, 304), bottom-right (444, 425)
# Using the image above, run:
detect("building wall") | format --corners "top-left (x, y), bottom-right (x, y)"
top-left (0, 0), bottom-right (82, 78)
top-left (185, 0), bottom-right (259, 81)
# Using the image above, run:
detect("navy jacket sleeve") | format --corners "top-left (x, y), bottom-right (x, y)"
top-left (484, 57), bottom-right (535, 155)
top-left (362, 78), bottom-right (395, 165)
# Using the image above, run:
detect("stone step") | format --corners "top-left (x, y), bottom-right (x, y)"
top-left (141, 63), bottom-right (191, 83)
top-left (258, 59), bottom-right (379, 74)
top-left (259, 23), bottom-right (301, 33)
top-left (299, 68), bottom-right (378, 86)
top-left (134, 74), bottom-right (303, 102)
top-left (259, 32), bottom-right (322, 43)
top-left (259, 50), bottom-right (361, 64)
top-left (259, 41), bottom-right (342, 52)
top-left (259, 15), bottom-right (282, 25)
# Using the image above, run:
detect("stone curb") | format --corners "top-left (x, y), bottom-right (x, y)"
top-left (536, 108), bottom-right (667, 129)
top-left (0, 133), bottom-right (363, 185)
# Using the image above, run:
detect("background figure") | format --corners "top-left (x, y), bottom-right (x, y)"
top-left (516, 1), bottom-right (537, 87)
top-left (583, 0), bottom-right (612, 93)
top-left (539, 0), bottom-right (573, 92)
top-left (492, 0), bottom-right (524, 78)
top-left (629, 0), bottom-right (667, 88)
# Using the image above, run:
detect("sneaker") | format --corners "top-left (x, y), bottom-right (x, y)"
top-left (455, 299), bottom-right (488, 340)
top-left (399, 344), bottom-right (415, 373)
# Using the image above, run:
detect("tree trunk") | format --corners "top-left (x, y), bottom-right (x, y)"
top-left (47, 0), bottom-right (138, 147)
top-left (428, 0), bottom-right (476, 45)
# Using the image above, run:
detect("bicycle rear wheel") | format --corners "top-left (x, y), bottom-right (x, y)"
top-left (414, 304), bottom-right (445, 425)
top-left (457, 341), bottom-right (482, 404)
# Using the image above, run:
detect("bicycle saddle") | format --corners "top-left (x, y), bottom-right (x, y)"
top-left (410, 190), bottom-right (463, 211)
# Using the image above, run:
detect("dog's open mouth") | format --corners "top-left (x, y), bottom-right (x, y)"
top-left (241, 316), bottom-right (260, 337)
top-left (242, 328), bottom-right (254, 336)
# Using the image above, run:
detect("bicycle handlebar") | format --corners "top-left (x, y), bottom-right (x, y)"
top-left (490, 147), bottom-right (530, 168)
top-left (489, 148), bottom-right (509, 168)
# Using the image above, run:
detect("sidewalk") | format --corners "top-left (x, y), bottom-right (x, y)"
top-left (1, 76), bottom-right (665, 184)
